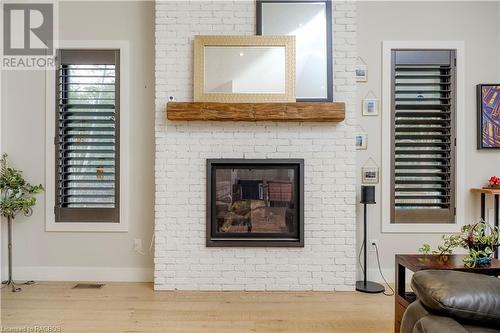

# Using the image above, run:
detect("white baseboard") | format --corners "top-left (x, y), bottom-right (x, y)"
top-left (3, 266), bottom-right (153, 282)
top-left (2, 266), bottom-right (406, 285)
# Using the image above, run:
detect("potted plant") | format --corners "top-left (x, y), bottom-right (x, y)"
top-left (0, 153), bottom-right (43, 292)
top-left (419, 220), bottom-right (499, 267)
top-left (487, 176), bottom-right (500, 189)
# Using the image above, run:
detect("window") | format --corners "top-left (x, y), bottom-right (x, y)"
top-left (390, 50), bottom-right (456, 224)
top-left (55, 49), bottom-right (120, 223)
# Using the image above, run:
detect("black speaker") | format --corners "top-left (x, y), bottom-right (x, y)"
top-left (357, 184), bottom-right (384, 294)
top-left (360, 185), bottom-right (376, 204)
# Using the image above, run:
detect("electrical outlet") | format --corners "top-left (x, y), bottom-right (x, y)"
top-left (369, 239), bottom-right (378, 252)
top-left (133, 239), bottom-right (144, 254)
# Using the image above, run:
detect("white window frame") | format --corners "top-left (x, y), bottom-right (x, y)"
top-left (381, 41), bottom-right (466, 233)
top-left (45, 40), bottom-right (130, 232)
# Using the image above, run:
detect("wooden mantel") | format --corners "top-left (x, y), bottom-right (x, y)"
top-left (166, 102), bottom-right (345, 122)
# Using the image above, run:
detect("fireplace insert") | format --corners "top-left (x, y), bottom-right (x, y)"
top-left (206, 159), bottom-right (304, 247)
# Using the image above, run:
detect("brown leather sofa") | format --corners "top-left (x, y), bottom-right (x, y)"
top-left (401, 270), bottom-right (500, 333)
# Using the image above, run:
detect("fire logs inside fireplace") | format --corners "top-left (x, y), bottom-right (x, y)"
top-left (206, 159), bottom-right (304, 247)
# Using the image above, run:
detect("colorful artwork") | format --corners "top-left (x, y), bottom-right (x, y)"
top-left (479, 85), bottom-right (500, 149)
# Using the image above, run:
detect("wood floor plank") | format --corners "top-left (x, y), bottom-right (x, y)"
top-left (1, 282), bottom-right (393, 333)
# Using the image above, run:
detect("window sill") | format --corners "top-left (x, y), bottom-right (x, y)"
top-left (45, 221), bottom-right (128, 232)
top-left (381, 222), bottom-right (463, 234)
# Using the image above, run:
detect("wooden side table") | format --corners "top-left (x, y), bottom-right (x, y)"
top-left (470, 188), bottom-right (500, 258)
top-left (394, 254), bottom-right (500, 333)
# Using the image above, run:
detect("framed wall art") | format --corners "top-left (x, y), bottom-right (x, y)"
top-left (355, 57), bottom-right (368, 82)
top-left (355, 132), bottom-right (367, 150)
top-left (477, 84), bottom-right (500, 149)
top-left (361, 158), bottom-right (379, 184)
top-left (355, 64), bottom-right (367, 82)
top-left (362, 166), bottom-right (379, 184)
top-left (362, 98), bottom-right (379, 116)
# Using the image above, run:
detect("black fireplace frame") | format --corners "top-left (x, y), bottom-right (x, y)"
top-left (206, 159), bottom-right (304, 247)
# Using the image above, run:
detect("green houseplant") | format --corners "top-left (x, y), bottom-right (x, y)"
top-left (1, 153), bottom-right (43, 292)
top-left (419, 220), bottom-right (499, 268)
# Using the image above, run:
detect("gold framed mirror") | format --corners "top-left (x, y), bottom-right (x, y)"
top-left (193, 35), bottom-right (296, 103)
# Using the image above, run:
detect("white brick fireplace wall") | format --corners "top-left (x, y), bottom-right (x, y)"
top-left (154, 0), bottom-right (357, 291)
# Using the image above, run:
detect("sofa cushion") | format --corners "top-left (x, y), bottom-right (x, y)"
top-left (463, 325), bottom-right (500, 333)
top-left (401, 300), bottom-right (430, 333)
top-left (414, 316), bottom-right (470, 333)
top-left (411, 270), bottom-right (500, 327)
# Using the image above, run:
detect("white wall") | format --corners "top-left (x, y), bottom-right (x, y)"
top-left (356, 1), bottom-right (500, 282)
top-left (0, 1), bottom-right (155, 281)
top-left (154, 0), bottom-right (358, 291)
top-left (3, 0), bottom-right (496, 287)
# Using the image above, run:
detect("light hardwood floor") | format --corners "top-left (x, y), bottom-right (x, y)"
top-left (1, 282), bottom-right (393, 333)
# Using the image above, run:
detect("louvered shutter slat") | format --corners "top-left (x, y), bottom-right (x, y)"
top-left (391, 50), bottom-right (456, 224)
top-left (55, 50), bottom-right (120, 223)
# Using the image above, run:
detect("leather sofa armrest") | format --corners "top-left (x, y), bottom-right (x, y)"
top-left (402, 301), bottom-right (467, 333)
top-left (401, 300), bottom-right (500, 333)
top-left (401, 301), bottom-right (430, 333)
top-left (411, 270), bottom-right (500, 327)
top-left (413, 316), bottom-right (469, 333)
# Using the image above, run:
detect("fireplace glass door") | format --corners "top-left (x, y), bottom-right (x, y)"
top-left (207, 159), bottom-right (303, 247)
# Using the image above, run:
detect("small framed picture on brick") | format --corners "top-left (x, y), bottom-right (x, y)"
top-left (355, 64), bottom-right (368, 82)
top-left (362, 166), bottom-right (379, 184)
top-left (355, 132), bottom-right (367, 150)
top-left (362, 98), bottom-right (379, 116)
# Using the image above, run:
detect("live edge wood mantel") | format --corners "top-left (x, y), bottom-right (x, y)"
top-left (166, 102), bottom-right (345, 122)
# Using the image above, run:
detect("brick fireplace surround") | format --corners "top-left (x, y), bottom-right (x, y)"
top-left (155, 0), bottom-right (357, 291)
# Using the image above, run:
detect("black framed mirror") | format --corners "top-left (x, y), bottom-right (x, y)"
top-left (256, 0), bottom-right (333, 102)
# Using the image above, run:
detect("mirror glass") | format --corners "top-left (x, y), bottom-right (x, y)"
top-left (204, 46), bottom-right (286, 94)
top-left (259, 1), bottom-right (331, 101)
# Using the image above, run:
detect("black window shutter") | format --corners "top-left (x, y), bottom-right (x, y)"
top-left (391, 50), bottom-right (456, 224)
top-left (55, 49), bottom-right (120, 223)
